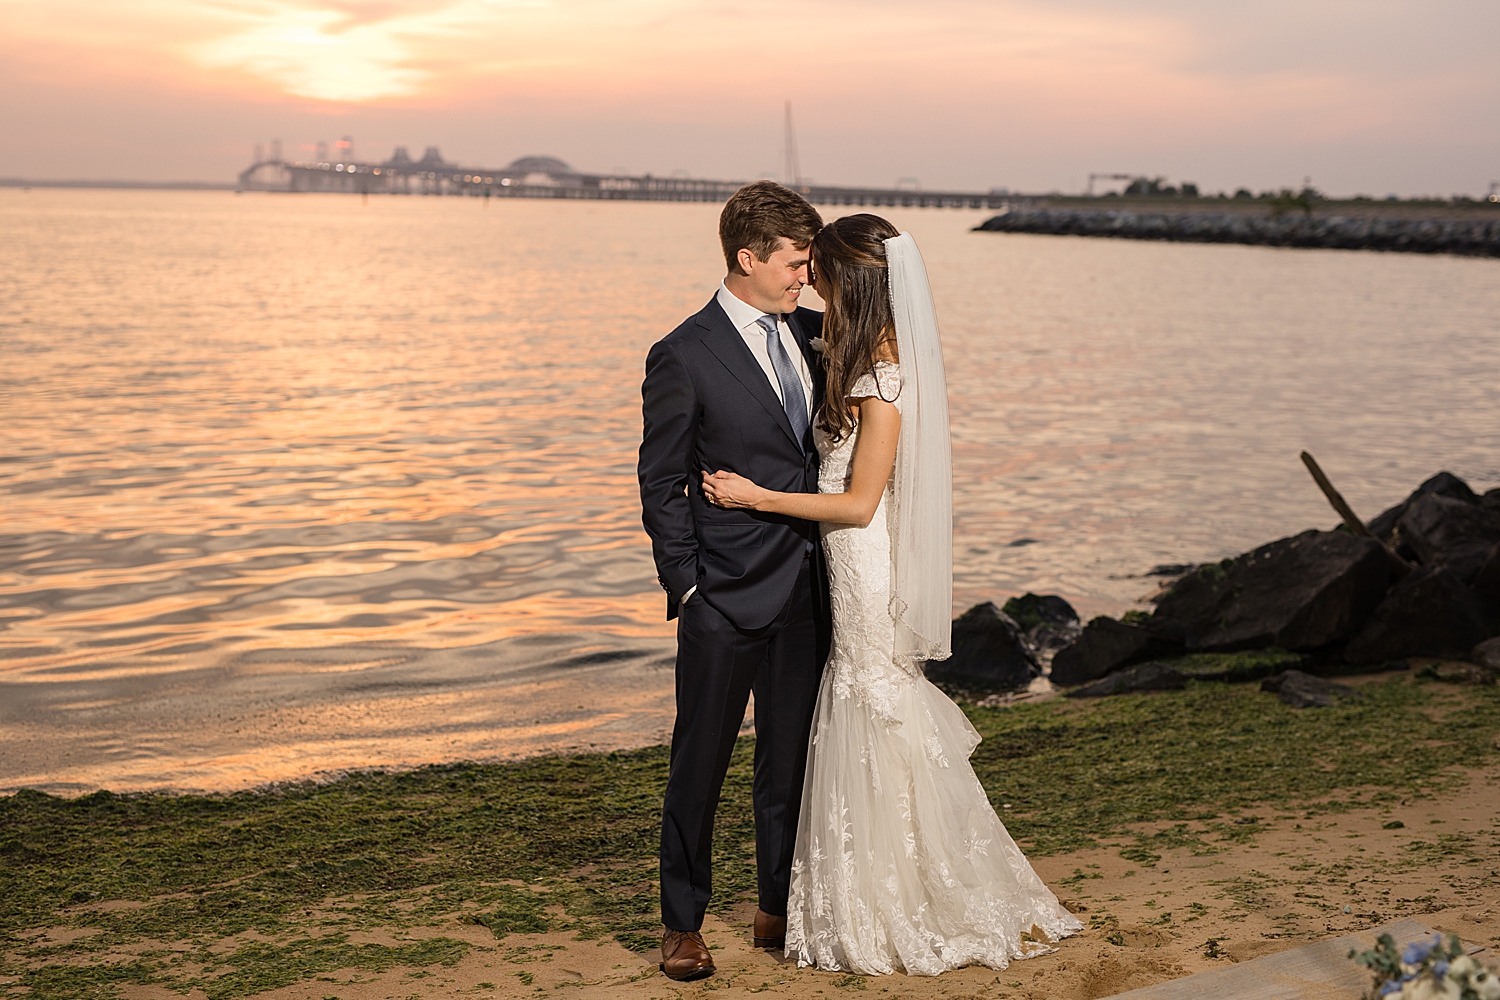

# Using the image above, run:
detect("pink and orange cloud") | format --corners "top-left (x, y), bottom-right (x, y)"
top-left (2, 0), bottom-right (1496, 194)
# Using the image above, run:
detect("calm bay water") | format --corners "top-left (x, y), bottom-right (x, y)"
top-left (3, 189), bottom-right (1499, 791)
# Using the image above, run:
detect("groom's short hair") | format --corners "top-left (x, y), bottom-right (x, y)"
top-left (719, 181), bottom-right (823, 274)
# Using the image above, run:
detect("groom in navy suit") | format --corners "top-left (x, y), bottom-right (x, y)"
top-left (638, 181), bottom-right (830, 981)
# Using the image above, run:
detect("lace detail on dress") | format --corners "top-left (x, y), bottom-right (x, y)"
top-left (787, 361), bottom-right (1081, 976)
top-left (848, 361), bottom-right (902, 406)
top-left (815, 361), bottom-right (911, 724)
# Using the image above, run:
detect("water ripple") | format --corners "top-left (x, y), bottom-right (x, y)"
top-left (2, 190), bottom-right (1498, 791)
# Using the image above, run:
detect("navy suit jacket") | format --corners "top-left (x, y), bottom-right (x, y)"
top-left (639, 296), bottom-right (825, 631)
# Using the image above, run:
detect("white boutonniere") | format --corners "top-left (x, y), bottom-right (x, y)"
top-left (809, 338), bottom-right (826, 354)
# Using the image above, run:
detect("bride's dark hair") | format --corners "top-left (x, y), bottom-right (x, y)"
top-left (812, 213), bottom-right (902, 441)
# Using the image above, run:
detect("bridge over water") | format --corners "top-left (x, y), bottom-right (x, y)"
top-left (238, 150), bottom-right (1013, 210)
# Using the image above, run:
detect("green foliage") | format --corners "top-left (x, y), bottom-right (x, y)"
top-left (1000, 593), bottom-right (1053, 631)
top-left (0, 748), bottom-right (679, 997)
top-left (1350, 932), bottom-right (1404, 987)
top-left (458, 888), bottom-right (552, 936)
top-left (965, 676), bottom-right (1500, 856)
top-left (1117, 844), bottom-right (1162, 866)
top-left (2, 677), bottom-right (1497, 997)
top-left (191, 935), bottom-right (467, 1000)
top-left (1269, 188), bottom-right (1316, 218)
top-left (1157, 648), bottom-right (1308, 683)
top-left (1350, 931), bottom-right (1496, 1000)
top-left (1190, 560), bottom-right (1233, 586)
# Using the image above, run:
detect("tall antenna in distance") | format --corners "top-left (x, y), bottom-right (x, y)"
top-left (783, 101), bottom-right (802, 188)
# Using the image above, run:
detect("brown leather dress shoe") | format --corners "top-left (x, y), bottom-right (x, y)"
top-left (660, 928), bottom-right (715, 981)
top-left (753, 908), bottom-right (787, 949)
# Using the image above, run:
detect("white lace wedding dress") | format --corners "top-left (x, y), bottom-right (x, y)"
top-left (784, 361), bottom-right (1082, 976)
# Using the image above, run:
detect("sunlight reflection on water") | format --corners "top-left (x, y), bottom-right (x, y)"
top-left (3, 190), bottom-right (1498, 790)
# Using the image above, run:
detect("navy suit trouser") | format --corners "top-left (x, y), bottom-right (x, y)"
top-left (659, 556), bottom-right (823, 932)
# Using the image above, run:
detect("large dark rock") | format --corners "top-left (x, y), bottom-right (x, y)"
top-left (1065, 661), bottom-right (1186, 699)
top-left (1343, 565), bottom-right (1493, 664)
top-left (1050, 617), bottom-right (1178, 687)
top-left (1472, 544), bottom-right (1500, 619)
top-left (1260, 670), bottom-right (1357, 708)
top-left (1472, 636), bottom-right (1500, 671)
top-left (1419, 661), bottom-right (1497, 685)
top-left (926, 602), bottom-right (1039, 692)
top-left (1002, 593), bottom-right (1082, 669)
top-left (1367, 471), bottom-right (1479, 541)
top-left (1396, 494), bottom-right (1500, 584)
top-left (1001, 593), bottom-right (1079, 630)
top-left (1147, 529), bottom-right (1390, 653)
top-left (1146, 563), bottom-right (1201, 578)
top-left (1482, 488), bottom-right (1500, 513)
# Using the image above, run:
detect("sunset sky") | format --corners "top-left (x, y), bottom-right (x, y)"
top-left (3, 0), bottom-right (1497, 195)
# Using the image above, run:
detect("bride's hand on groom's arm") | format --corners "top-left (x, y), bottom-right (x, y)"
top-left (701, 397), bottom-right (900, 528)
top-left (701, 470), bottom-right (767, 511)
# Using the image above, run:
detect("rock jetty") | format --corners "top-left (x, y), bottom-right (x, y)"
top-left (931, 470), bottom-right (1500, 699)
top-left (974, 208), bottom-right (1500, 257)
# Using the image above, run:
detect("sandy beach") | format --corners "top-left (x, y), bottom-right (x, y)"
top-left (5, 668), bottom-right (1497, 1000)
top-left (20, 757), bottom-right (1497, 1000)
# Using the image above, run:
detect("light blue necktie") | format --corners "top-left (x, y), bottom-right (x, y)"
top-left (757, 314), bottom-right (809, 448)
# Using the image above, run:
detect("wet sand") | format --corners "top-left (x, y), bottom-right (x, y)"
top-left (0, 637), bottom-right (676, 795)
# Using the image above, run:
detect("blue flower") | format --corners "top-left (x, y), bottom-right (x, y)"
top-left (1403, 939), bottom-right (1437, 965)
top-left (1379, 980), bottom-right (1403, 996)
top-left (1434, 961), bottom-right (1449, 977)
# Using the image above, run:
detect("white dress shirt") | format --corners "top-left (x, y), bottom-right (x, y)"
top-left (682, 284), bottom-right (816, 605)
top-left (715, 282), bottom-right (815, 421)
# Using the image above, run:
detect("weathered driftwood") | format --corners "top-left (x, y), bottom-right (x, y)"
top-left (1300, 451), bottom-right (1414, 576)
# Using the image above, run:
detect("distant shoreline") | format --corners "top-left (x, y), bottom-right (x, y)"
top-left (1033, 195), bottom-right (1500, 222)
top-left (9, 182), bottom-right (1500, 221)
top-left (0, 177), bottom-right (235, 191)
top-left (977, 202), bottom-right (1500, 256)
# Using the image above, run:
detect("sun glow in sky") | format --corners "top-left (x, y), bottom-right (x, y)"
top-left (194, 4), bottom-right (440, 103)
top-left (2, 0), bottom-right (1497, 194)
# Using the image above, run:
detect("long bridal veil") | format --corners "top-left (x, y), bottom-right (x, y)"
top-left (883, 233), bottom-right (953, 669)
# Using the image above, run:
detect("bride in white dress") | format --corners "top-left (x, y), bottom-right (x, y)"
top-left (702, 215), bottom-right (1081, 976)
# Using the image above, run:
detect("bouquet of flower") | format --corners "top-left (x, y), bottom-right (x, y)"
top-left (1351, 932), bottom-right (1500, 1000)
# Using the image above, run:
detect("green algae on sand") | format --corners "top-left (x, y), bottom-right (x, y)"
top-left (2, 673), bottom-right (1497, 998)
